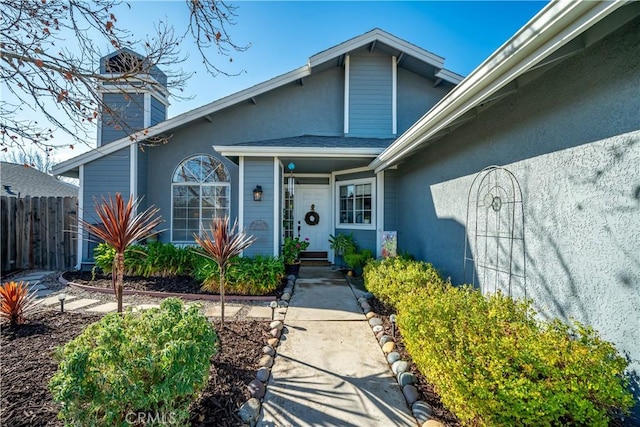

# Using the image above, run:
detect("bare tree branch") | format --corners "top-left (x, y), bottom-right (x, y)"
top-left (0, 0), bottom-right (248, 154)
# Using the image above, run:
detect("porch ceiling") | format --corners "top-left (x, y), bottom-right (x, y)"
top-left (279, 156), bottom-right (374, 174)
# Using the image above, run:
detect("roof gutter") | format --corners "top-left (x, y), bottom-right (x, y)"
top-left (369, 0), bottom-right (627, 173)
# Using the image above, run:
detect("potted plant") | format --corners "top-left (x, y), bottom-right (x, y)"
top-left (344, 249), bottom-right (374, 277)
top-left (328, 233), bottom-right (356, 255)
top-left (282, 236), bottom-right (310, 276)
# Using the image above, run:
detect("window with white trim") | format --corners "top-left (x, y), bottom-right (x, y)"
top-left (171, 155), bottom-right (230, 242)
top-left (337, 178), bottom-right (375, 228)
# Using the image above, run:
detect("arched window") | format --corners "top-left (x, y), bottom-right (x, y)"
top-left (171, 155), bottom-right (230, 242)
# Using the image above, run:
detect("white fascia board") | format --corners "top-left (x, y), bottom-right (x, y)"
top-left (52, 65), bottom-right (312, 176)
top-left (309, 28), bottom-right (445, 69)
top-left (434, 68), bottom-right (464, 85)
top-left (213, 146), bottom-right (383, 158)
top-left (370, 1), bottom-right (625, 173)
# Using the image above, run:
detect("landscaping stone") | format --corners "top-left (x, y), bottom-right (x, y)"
top-left (412, 401), bottom-right (434, 424)
top-left (287, 279), bottom-right (295, 287)
top-left (262, 346), bottom-right (275, 356)
top-left (398, 372), bottom-right (417, 387)
top-left (259, 354), bottom-right (274, 368)
top-left (256, 367), bottom-right (270, 382)
top-left (357, 296), bottom-right (367, 304)
top-left (248, 379), bottom-right (266, 399)
top-left (376, 330), bottom-right (385, 339)
top-left (362, 292), bottom-right (373, 299)
top-left (270, 328), bottom-right (281, 338)
top-left (287, 274), bottom-right (297, 282)
top-left (368, 317), bottom-right (383, 327)
top-left (63, 298), bottom-right (100, 310)
top-left (391, 360), bottom-right (408, 375)
top-left (403, 385), bottom-right (419, 404)
top-left (270, 320), bottom-right (284, 330)
top-left (372, 325), bottom-right (384, 333)
top-left (422, 421), bottom-right (446, 427)
top-left (366, 312), bottom-right (377, 320)
top-left (238, 398), bottom-right (261, 424)
top-left (281, 292), bottom-right (291, 302)
top-left (267, 338), bottom-right (279, 347)
top-left (361, 302), bottom-right (371, 310)
top-left (278, 301), bottom-right (289, 308)
top-left (382, 341), bottom-right (396, 354)
top-left (387, 352), bottom-right (401, 364)
top-left (379, 335), bottom-right (394, 346)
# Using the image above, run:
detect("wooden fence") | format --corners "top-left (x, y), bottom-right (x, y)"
top-left (1, 196), bottom-right (78, 274)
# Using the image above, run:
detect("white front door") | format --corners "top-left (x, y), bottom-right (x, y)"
top-left (294, 185), bottom-right (330, 253)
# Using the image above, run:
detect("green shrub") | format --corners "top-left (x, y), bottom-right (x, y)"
top-left (363, 256), bottom-right (445, 307)
top-left (49, 298), bottom-right (218, 426)
top-left (194, 255), bottom-right (284, 295)
top-left (397, 283), bottom-right (633, 426)
top-left (93, 242), bottom-right (199, 278)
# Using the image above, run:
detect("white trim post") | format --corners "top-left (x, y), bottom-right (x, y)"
top-left (238, 156), bottom-right (245, 232)
top-left (344, 54), bottom-right (350, 135)
top-left (376, 171), bottom-right (385, 258)
top-left (75, 165), bottom-right (84, 270)
top-left (273, 158), bottom-right (280, 257)
top-left (392, 56), bottom-right (397, 135)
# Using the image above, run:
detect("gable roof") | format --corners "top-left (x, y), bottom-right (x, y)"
top-left (370, 1), bottom-right (639, 172)
top-left (53, 28), bottom-right (461, 177)
top-left (1, 162), bottom-right (78, 197)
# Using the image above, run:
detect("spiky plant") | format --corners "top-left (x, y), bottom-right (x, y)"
top-left (194, 217), bottom-right (256, 325)
top-left (81, 193), bottom-right (163, 313)
top-left (0, 281), bottom-right (37, 325)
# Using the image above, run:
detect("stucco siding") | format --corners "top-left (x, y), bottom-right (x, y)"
top-left (349, 53), bottom-right (392, 137)
top-left (100, 93), bottom-right (145, 146)
top-left (82, 148), bottom-right (131, 260)
top-left (395, 17), bottom-right (640, 398)
top-left (243, 158), bottom-right (275, 256)
top-left (150, 96), bottom-right (166, 126)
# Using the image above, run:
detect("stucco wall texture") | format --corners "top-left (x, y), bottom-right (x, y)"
top-left (395, 16), bottom-right (640, 406)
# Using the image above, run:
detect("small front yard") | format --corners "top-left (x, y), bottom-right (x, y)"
top-left (1, 309), bottom-right (266, 426)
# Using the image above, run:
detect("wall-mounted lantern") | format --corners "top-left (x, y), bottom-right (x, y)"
top-left (253, 185), bottom-right (263, 201)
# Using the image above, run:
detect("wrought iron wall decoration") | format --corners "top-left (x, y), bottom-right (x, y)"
top-left (464, 166), bottom-right (526, 297)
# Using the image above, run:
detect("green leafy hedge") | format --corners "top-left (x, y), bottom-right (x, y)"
top-left (93, 242), bottom-right (200, 277)
top-left (364, 259), bottom-right (633, 426)
top-left (93, 242), bottom-right (284, 295)
top-left (194, 254), bottom-right (284, 295)
top-left (49, 298), bottom-right (218, 426)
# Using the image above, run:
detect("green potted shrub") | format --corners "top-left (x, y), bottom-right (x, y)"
top-left (282, 236), bottom-right (310, 276)
top-left (329, 233), bottom-right (356, 269)
top-left (344, 248), bottom-right (374, 277)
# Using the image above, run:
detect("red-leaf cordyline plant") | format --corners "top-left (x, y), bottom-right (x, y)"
top-left (194, 216), bottom-right (256, 325)
top-left (80, 193), bottom-right (163, 313)
top-left (0, 281), bottom-right (38, 325)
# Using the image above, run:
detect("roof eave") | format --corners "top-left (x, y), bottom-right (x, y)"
top-left (214, 145), bottom-right (383, 158)
top-left (370, 1), bottom-right (628, 173)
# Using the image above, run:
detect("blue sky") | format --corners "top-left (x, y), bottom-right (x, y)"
top-left (16, 1), bottom-right (550, 162)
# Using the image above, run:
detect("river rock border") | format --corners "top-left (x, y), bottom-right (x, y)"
top-left (358, 293), bottom-right (445, 427)
top-left (238, 274), bottom-right (296, 426)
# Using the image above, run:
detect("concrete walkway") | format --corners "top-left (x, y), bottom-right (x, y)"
top-left (259, 267), bottom-right (415, 427)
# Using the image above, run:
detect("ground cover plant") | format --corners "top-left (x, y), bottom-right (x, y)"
top-left (363, 258), bottom-right (634, 426)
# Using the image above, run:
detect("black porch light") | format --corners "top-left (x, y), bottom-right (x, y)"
top-left (253, 185), bottom-right (263, 201)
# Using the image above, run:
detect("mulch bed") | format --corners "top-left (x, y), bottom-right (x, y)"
top-left (367, 296), bottom-right (462, 427)
top-left (1, 310), bottom-right (267, 427)
top-left (64, 271), bottom-right (286, 297)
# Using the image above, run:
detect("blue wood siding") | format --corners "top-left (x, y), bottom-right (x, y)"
top-left (82, 148), bottom-right (131, 260)
top-left (137, 149), bottom-right (148, 212)
top-left (349, 53), bottom-right (392, 137)
top-left (150, 96), bottom-right (166, 126)
top-left (100, 93), bottom-right (145, 146)
top-left (397, 68), bottom-right (452, 135)
top-left (243, 158), bottom-right (275, 256)
top-left (383, 169), bottom-right (398, 231)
